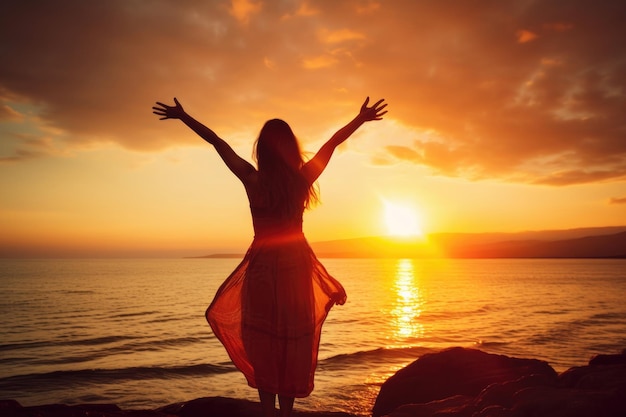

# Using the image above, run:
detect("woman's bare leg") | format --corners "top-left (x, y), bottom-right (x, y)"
top-left (258, 390), bottom-right (276, 417)
top-left (278, 395), bottom-right (294, 417)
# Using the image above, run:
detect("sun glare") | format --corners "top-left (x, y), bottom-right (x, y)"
top-left (383, 200), bottom-right (423, 237)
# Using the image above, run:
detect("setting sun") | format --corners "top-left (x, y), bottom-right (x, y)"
top-left (383, 200), bottom-right (423, 237)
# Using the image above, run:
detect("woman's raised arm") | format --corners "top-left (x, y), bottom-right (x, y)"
top-left (153, 98), bottom-right (255, 183)
top-left (302, 97), bottom-right (387, 184)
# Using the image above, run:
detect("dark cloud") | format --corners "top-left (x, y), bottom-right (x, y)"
top-left (363, 0), bottom-right (626, 185)
top-left (0, 0), bottom-right (625, 185)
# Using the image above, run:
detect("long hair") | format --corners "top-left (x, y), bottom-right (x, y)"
top-left (253, 119), bottom-right (318, 217)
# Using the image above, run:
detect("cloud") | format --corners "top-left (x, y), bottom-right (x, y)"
top-left (302, 55), bottom-right (338, 69)
top-left (366, 0), bottom-right (626, 185)
top-left (516, 29), bottom-right (539, 44)
top-left (0, 104), bottom-right (23, 122)
top-left (0, 0), bottom-right (624, 186)
top-left (230, 0), bottom-right (262, 25)
top-left (533, 169), bottom-right (626, 186)
top-left (318, 28), bottom-right (365, 44)
top-left (0, 135), bottom-right (58, 164)
top-left (609, 196), bottom-right (626, 205)
top-left (0, 148), bottom-right (46, 164)
top-left (386, 145), bottom-right (422, 162)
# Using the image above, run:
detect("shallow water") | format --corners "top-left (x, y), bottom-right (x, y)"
top-left (1, 258), bottom-right (625, 415)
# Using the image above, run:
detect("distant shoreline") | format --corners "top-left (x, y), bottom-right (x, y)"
top-left (187, 254), bottom-right (626, 259)
top-left (187, 227), bottom-right (626, 259)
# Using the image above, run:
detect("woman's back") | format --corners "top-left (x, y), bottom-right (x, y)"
top-left (248, 181), bottom-right (305, 240)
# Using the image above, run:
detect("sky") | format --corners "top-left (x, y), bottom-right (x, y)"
top-left (1, 0), bottom-right (625, 257)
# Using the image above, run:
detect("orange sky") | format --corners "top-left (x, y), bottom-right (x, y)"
top-left (1, 0), bottom-right (625, 257)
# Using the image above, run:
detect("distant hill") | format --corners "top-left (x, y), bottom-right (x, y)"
top-left (310, 226), bottom-right (626, 258)
top-left (431, 231), bottom-right (626, 258)
top-left (192, 226), bottom-right (626, 259)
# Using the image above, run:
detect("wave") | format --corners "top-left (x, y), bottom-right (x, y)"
top-left (109, 310), bottom-right (161, 319)
top-left (417, 304), bottom-right (496, 321)
top-left (528, 311), bottom-right (626, 346)
top-left (0, 363), bottom-right (237, 392)
top-left (55, 290), bottom-right (96, 295)
top-left (1, 345), bottom-right (436, 392)
top-left (1, 335), bottom-right (207, 353)
top-left (318, 345), bottom-right (435, 372)
top-left (0, 335), bottom-right (135, 352)
top-left (589, 311), bottom-right (626, 322)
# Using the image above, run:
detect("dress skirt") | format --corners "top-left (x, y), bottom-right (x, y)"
top-left (205, 234), bottom-right (346, 398)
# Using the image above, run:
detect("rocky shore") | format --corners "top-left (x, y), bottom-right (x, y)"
top-left (2, 347), bottom-right (625, 417)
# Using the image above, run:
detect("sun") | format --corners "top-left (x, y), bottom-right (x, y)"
top-left (383, 200), bottom-right (424, 237)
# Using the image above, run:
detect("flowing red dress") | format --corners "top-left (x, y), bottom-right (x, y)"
top-left (205, 201), bottom-right (346, 398)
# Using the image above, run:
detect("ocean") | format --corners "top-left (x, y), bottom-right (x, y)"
top-left (1, 258), bottom-right (625, 416)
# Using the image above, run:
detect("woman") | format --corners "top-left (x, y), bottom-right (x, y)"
top-left (152, 96), bottom-right (387, 417)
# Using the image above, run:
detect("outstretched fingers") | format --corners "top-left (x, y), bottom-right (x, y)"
top-left (152, 102), bottom-right (168, 112)
top-left (372, 98), bottom-right (386, 108)
top-left (152, 99), bottom-right (183, 120)
top-left (373, 100), bottom-right (388, 119)
top-left (361, 97), bottom-right (388, 121)
top-left (152, 104), bottom-right (169, 120)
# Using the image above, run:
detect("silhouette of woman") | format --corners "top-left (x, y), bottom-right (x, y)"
top-left (152, 97), bottom-right (387, 417)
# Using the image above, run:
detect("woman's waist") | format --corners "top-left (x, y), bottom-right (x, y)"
top-left (252, 229), bottom-right (306, 245)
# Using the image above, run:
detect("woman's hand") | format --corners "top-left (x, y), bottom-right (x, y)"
top-left (152, 97), bottom-right (186, 120)
top-left (359, 97), bottom-right (388, 122)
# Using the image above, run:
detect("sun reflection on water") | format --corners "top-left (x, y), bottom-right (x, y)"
top-left (390, 259), bottom-right (424, 341)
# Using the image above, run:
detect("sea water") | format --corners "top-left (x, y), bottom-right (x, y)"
top-left (1, 258), bottom-right (625, 416)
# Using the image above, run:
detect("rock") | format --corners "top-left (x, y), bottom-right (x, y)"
top-left (512, 385), bottom-right (624, 417)
top-left (472, 404), bottom-right (523, 417)
top-left (0, 400), bottom-right (24, 417)
top-left (372, 347), bottom-right (557, 417)
top-left (588, 349), bottom-right (626, 366)
top-left (474, 373), bottom-right (557, 410)
top-left (0, 397), bottom-right (357, 417)
top-left (158, 396), bottom-right (356, 417)
top-left (0, 401), bottom-right (166, 417)
top-left (559, 363), bottom-right (626, 391)
top-left (159, 397), bottom-right (260, 417)
top-left (373, 347), bottom-right (626, 417)
top-left (382, 395), bottom-right (474, 417)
